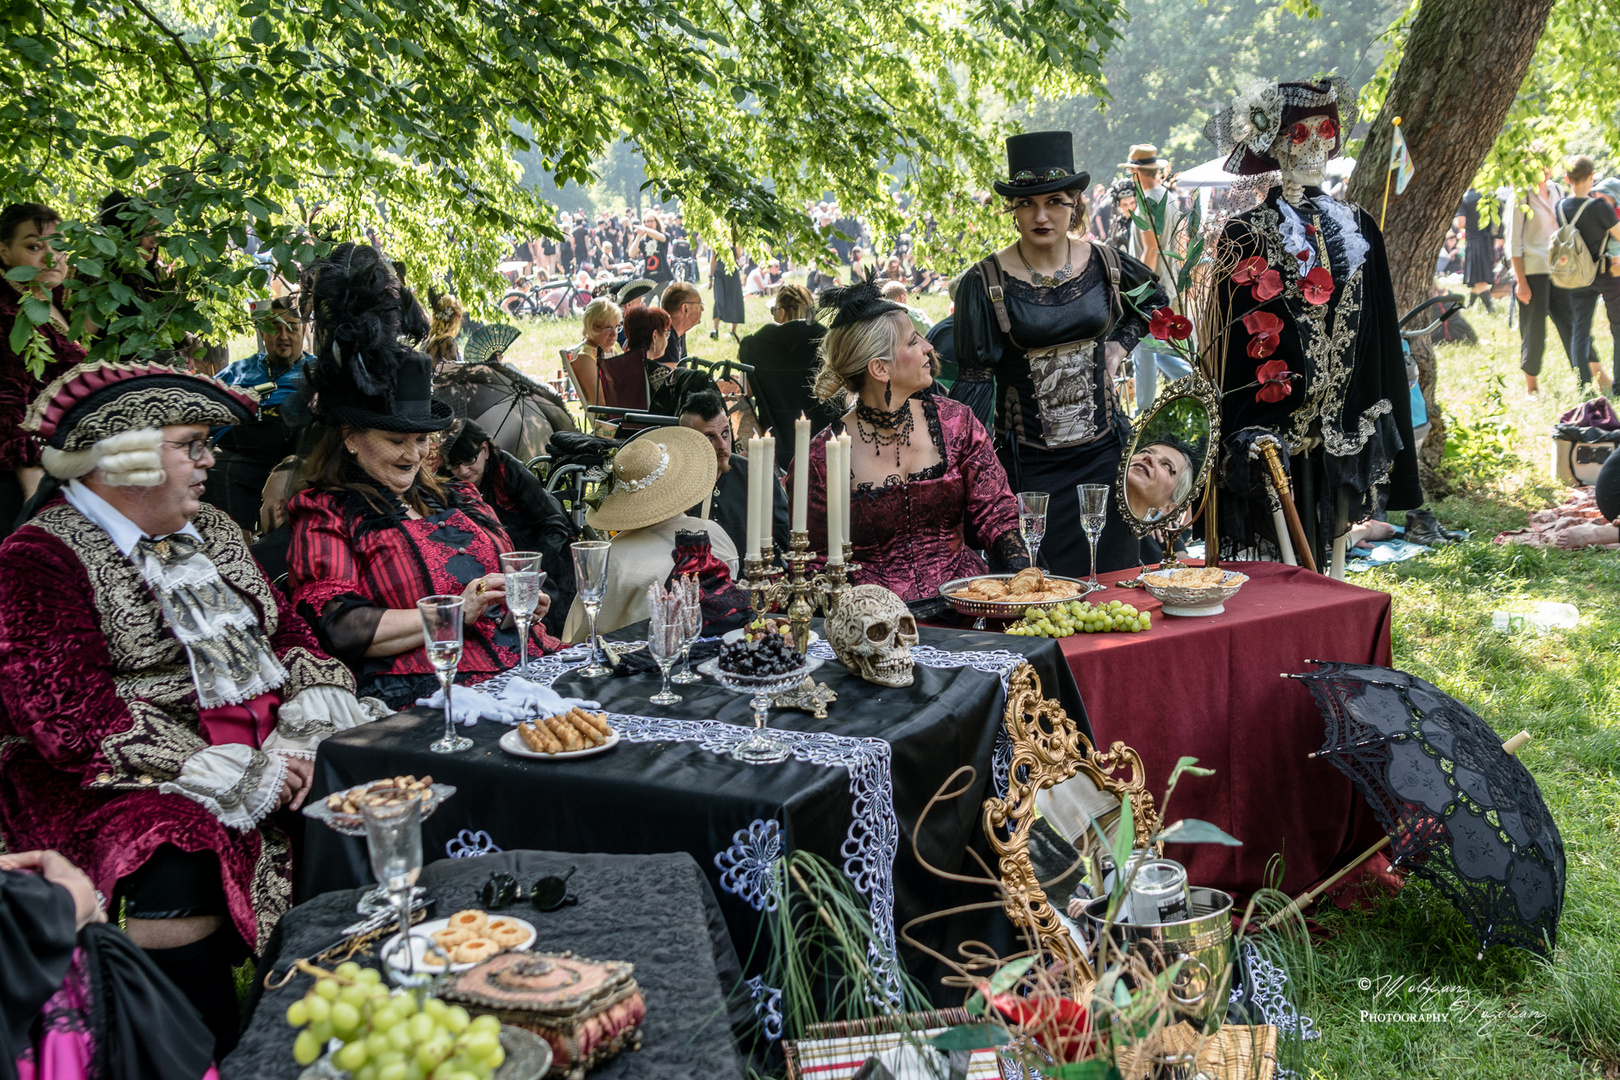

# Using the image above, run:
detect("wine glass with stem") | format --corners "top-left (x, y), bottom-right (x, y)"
top-left (419, 595), bottom-right (473, 753)
top-left (1016, 491), bottom-right (1049, 570)
top-left (360, 789), bottom-right (425, 982)
top-left (1077, 483), bottom-right (1110, 594)
top-left (499, 551), bottom-right (546, 681)
top-left (647, 588), bottom-right (683, 706)
top-left (571, 541), bottom-right (613, 677)
top-left (671, 573), bottom-right (702, 684)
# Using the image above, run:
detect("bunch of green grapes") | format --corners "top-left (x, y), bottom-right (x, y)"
top-left (286, 962), bottom-right (504, 1080)
top-left (1006, 598), bottom-right (1151, 637)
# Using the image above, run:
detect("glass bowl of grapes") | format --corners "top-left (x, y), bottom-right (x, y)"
top-left (698, 631), bottom-right (823, 764)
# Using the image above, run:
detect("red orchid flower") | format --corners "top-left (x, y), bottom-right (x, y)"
top-left (1295, 250), bottom-right (1311, 262)
top-left (991, 992), bottom-right (1096, 1062)
top-left (1305, 223), bottom-right (1318, 237)
top-left (1148, 307), bottom-right (1194, 342)
top-left (1242, 310), bottom-right (1284, 360)
top-left (1251, 267), bottom-right (1283, 302)
top-left (1232, 256), bottom-right (1267, 286)
top-left (1301, 266), bottom-right (1335, 305)
top-left (1256, 358), bottom-right (1294, 403)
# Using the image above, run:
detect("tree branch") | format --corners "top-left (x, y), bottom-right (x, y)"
top-left (120, 0), bottom-right (219, 144)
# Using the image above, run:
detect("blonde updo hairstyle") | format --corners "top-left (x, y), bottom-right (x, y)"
top-left (812, 309), bottom-right (911, 404)
top-left (41, 427), bottom-right (167, 487)
top-left (580, 297), bottom-right (622, 338)
top-left (424, 294), bottom-right (464, 364)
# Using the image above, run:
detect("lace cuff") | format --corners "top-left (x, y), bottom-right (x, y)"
top-left (266, 685), bottom-right (390, 757)
top-left (989, 531), bottom-right (1032, 572)
top-left (159, 744), bottom-right (285, 831)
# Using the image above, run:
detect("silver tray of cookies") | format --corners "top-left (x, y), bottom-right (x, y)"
top-left (938, 568), bottom-right (1089, 620)
top-left (303, 775), bottom-right (457, 836)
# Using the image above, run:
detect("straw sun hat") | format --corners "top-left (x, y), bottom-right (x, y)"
top-left (585, 425), bottom-right (718, 532)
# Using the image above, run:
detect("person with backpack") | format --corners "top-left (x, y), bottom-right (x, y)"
top-left (1505, 149), bottom-right (1580, 396)
top-left (1558, 156), bottom-right (1620, 394)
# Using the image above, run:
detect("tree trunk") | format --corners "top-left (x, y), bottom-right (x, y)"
top-left (1345, 0), bottom-right (1555, 479)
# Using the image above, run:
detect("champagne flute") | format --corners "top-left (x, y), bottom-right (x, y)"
top-left (419, 595), bottom-right (472, 754)
top-left (571, 541), bottom-right (613, 677)
top-left (500, 551), bottom-right (546, 680)
top-left (360, 790), bottom-right (424, 980)
top-left (1016, 491), bottom-right (1050, 570)
top-left (671, 573), bottom-right (702, 684)
top-left (1078, 483), bottom-right (1110, 594)
top-left (646, 586), bottom-right (683, 706)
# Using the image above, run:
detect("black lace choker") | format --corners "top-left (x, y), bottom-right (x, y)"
top-left (853, 396), bottom-right (916, 466)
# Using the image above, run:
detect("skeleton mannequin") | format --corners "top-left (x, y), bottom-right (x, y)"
top-left (1272, 115), bottom-right (1339, 208)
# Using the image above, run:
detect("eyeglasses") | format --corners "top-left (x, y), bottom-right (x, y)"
top-left (479, 866), bottom-right (579, 913)
top-left (166, 434), bottom-right (223, 462)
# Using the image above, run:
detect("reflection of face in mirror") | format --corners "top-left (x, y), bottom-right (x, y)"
top-left (1126, 442), bottom-right (1192, 522)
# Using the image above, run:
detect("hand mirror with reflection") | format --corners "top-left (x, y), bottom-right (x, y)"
top-left (1115, 373), bottom-right (1220, 570)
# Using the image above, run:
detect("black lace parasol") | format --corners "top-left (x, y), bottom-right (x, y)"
top-left (1294, 662), bottom-right (1565, 959)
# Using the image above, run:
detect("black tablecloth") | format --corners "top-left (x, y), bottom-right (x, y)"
top-left (300, 627), bottom-right (1087, 999)
top-left (227, 850), bottom-right (747, 1080)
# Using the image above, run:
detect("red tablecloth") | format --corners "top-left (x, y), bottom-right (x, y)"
top-left (1057, 561), bottom-right (1391, 900)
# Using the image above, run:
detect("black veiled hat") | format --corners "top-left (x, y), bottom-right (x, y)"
top-left (299, 243), bottom-right (454, 433)
top-left (817, 268), bottom-right (907, 328)
top-left (993, 131), bottom-right (1091, 198)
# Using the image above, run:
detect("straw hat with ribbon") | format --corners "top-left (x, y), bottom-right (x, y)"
top-left (585, 426), bottom-right (718, 532)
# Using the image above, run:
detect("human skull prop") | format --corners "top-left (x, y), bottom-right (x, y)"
top-left (827, 585), bottom-right (918, 687)
top-left (1273, 113), bottom-right (1338, 203)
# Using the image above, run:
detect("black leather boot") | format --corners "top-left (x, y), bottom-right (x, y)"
top-left (1404, 507), bottom-right (1462, 546)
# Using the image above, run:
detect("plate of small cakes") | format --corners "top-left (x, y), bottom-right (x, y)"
top-left (497, 708), bottom-right (620, 760)
top-left (383, 908), bottom-right (537, 974)
top-left (938, 567), bottom-right (1088, 620)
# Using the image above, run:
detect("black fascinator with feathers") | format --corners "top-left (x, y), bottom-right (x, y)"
top-left (298, 243), bottom-right (453, 433)
top-left (817, 267), bottom-right (907, 328)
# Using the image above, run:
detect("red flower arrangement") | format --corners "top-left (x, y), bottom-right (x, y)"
top-left (1300, 266), bottom-right (1334, 305)
top-left (1256, 359), bottom-right (1294, 403)
top-left (1148, 307), bottom-right (1193, 342)
top-left (1242, 310), bottom-right (1284, 359)
top-left (991, 992), bottom-right (1096, 1062)
top-left (1232, 256), bottom-right (1282, 302)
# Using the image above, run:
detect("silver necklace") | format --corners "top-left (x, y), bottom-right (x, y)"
top-left (1017, 238), bottom-right (1072, 288)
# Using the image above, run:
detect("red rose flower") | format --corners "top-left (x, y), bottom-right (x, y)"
top-left (1242, 310), bottom-right (1284, 359)
top-left (1148, 307), bottom-right (1194, 342)
top-left (1301, 266), bottom-right (1335, 305)
top-left (991, 992), bottom-right (1095, 1062)
top-left (1251, 267), bottom-right (1283, 302)
top-left (1256, 358), bottom-right (1294, 403)
top-left (1232, 256), bottom-right (1268, 285)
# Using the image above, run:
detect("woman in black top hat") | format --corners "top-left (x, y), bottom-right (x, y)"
top-left (285, 244), bottom-right (561, 710)
top-left (952, 131), bottom-right (1168, 578)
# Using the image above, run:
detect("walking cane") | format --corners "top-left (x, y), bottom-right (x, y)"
top-left (1254, 436), bottom-right (1316, 573)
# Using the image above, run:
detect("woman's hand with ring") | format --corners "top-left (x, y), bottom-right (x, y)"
top-left (462, 574), bottom-right (506, 622)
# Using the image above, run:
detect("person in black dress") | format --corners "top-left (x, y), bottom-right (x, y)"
top-left (737, 284), bottom-right (841, 471)
top-left (710, 243), bottom-right (746, 339)
top-left (952, 131), bottom-right (1167, 578)
top-left (1456, 189), bottom-right (1497, 313)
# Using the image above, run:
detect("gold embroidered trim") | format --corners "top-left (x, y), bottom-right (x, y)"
top-left (252, 825), bottom-right (294, 953)
top-left (282, 646), bottom-right (356, 698)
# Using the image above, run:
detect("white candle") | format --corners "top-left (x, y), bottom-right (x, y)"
top-left (745, 435), bottom-right (762, 559)
top-left (792, 414), bottom-right (810, 533)
top-left (760, 432), bottom-right (776, 553)
top-left (826, 434), bottom-right (844, 565)
top-left (838, 431), bottom-right (853, 548)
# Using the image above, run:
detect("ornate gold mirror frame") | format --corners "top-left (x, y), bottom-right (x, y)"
top-left (983, 662), bottom-right (1163, 984)
top-left (1114, 372), bottom-right (1222, 570)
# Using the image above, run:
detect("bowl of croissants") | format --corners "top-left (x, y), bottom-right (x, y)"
top-left (939, 567), bottom-right (1088, 620)
top-left (1139, 565), bottom-right (1249, 616)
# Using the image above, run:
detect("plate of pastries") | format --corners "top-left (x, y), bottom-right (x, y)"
top-left (1139, 565), bottom-right (1249, 615)
top-left (938, 567), bottom-right (1088, 618)
top-left (498, 709), bottom-right (621, 760)
top-left (303, 774), bottom-right (455, 833)
top-left (383, 908), bottom-right (538, 973)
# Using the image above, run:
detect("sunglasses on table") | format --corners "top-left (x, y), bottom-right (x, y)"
top-left (480, 866), bottom-right (579, 912)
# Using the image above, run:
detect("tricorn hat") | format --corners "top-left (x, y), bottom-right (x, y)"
top-left (24, 360), bottom-right (258, 452)
top-left (993, 131), bottom-right (1091, 198)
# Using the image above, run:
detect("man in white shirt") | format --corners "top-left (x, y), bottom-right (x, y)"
top-left (1505, 153), bottom-right (1579, 395)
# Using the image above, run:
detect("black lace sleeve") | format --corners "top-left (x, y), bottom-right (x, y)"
top-left (989, 530), bottom-right (1031, 572)
top-left (1108, 248), bottom-right (1168, 352)
top-left (310, 595), bottom-right (386, 662)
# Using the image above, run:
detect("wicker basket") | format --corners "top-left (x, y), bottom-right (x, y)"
top-left (781, 1009), bottom-right (1007, 1080)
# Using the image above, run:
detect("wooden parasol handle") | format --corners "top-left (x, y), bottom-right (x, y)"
top-left (1258, 440), bottom-right (1317, 573)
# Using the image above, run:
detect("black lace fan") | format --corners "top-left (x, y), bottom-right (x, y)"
top-left (1294, 662), bottom-right (1565, 959)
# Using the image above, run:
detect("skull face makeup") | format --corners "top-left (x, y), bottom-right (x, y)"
top-left (826, 584), bottom-right (918, 687)
top-left (1273, 115), bottom-right (1338, 204)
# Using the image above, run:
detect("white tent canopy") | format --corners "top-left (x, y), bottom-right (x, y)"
top-left (1174, 156), bottom-right (1240, 189)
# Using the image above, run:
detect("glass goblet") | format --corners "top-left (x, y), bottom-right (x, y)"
top-left (360, 790), bottom-right (424, 980)
top-left (1016, 491), bottom-right (1050, 570)
top-left (1078, 483), bottom-right (1110, 594)
top-left (500, 551), bottom-right (545, 682)
top-left (647, 605), bottom-right (683, 707)
top-left (571, 541), bottom-right (613, 677)
top-left (671, 575), bottom-right (703, 684)
top-left (419, 595), bottom-right (472, 754)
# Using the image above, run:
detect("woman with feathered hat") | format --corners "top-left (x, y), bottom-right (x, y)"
top-left (285, 244), bottom-right (564, 713)
top-left (951, 131), bottom-right (1168, 579)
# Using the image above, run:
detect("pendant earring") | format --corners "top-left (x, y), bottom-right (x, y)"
top-left (884, 382), bottom-right (892, 408)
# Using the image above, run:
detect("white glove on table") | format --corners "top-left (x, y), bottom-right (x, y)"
top-left (494, 677), bottom-right (601, 721)
top-left (415, 684), bottom-right (526, 726)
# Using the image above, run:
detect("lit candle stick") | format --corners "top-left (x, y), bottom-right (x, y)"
top-left (826, 433), bottom-right (843, 565)
top-left (745, 435), bottom-right (762, 559)
top-left (760, 431), bottom-right (776, 553)
top-left (838, 431), bottom-right (853, 548)
top-left (792, 413), bottom-right (810, 533)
